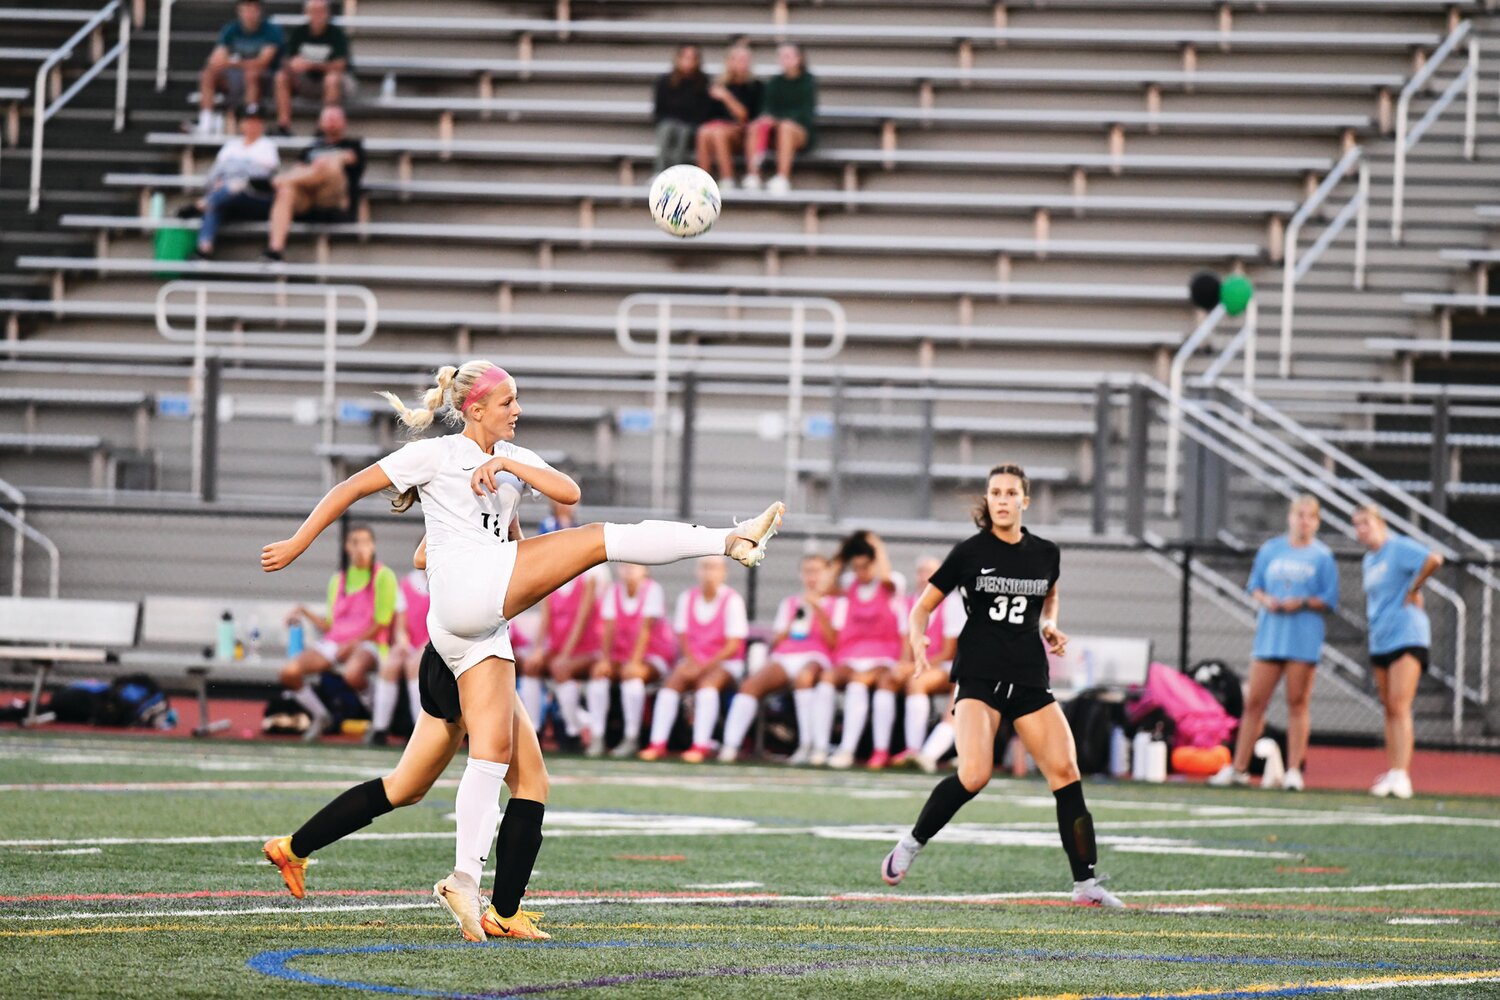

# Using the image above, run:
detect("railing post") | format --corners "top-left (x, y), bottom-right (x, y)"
top-left (1091, 382), bottom-right (1110, 535)
top-left (829, 374), bottom-right (844, 522)
top-left (1464, 38), bottom-right (1479, 161)
top-left (678, 369), bottom-right (696, 520)
top-left (156, 0), bottom-right (174, 92)
top-left (200, 354), bottom-right (221, 503)
top-left (1354, 163), bottom-right (1369, 291)
top-left (114, 8), bottom-right (130, 132)
top-left (1279, 225), bottom-right (1298, 376)
top-left (1430, 392), bottom-right (1450, 518)
top-left (1178, 542), bottom-right (1193, 671)
top-left (1125, 383), bottom-right (1148, 539)
top-left (916, 391), bottom-right (934, 520)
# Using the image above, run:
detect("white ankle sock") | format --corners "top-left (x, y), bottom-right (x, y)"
top-left (518, 676), bottom-right (545, 731)
top-left (838, 683), bottom-right (870, 756)
top-left (372, 678), bottom-right (399, 732)
top-left (290, 685), bottom-right (330, 725)
top-left (692, 687), bottom-right (720, 747)
top-left (454, 757), bottom-right (509, 883)
top-left (555, 679), bottom-right (583, 737)
top-left (904, 693), bottom-right (931, 754)
top-left (586, 677), bottom-right (612, 736)
top-left (792, 688), bottom-right (814, 749)
top-left (721, 692), bottom-right (758, 752)
top-left (871, 688), bottom-right (896, 753)
top-left (922, 721), bottom-right (955, 760)
top-left (603, 521), bottom-right (725, 565)
top-left (406, 679), bottom-right (422, 725)
top-left (648, 688), bottom-right (680, 747)
top-left (620, 678), bottom-right (646, 740)
top-left (812, 681), bottom-right (837, 753)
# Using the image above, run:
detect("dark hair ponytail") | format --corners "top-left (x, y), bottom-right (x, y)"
top-left (971, 463), bottom-right (1030, 531)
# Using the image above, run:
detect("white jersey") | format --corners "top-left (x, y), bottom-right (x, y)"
top-left (378, 433), bottom-right (554, 559)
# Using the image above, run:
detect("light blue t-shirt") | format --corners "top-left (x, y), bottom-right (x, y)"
top-left (1247, 535), bottom-right (1339, 662)
top-left (1362, 533), bottom-right (1432, 655)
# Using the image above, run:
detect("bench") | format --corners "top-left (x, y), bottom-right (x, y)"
top-left (0, 387), bottom-right (152, 451)
top-left (0, 597), bottom-right (140, 728)
top-left (0, 433), bottom-right (110, 488)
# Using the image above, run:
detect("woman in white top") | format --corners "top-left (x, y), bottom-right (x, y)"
top-left (262, 360), bottom-right (784, 941)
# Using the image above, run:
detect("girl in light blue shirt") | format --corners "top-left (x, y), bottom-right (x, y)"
top-left (1210, 495), bottom-right (1337, 792)
top-left (1354, 506), bottom-right (1443, 800)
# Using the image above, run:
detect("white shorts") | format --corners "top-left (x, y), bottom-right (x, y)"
top-left (426, 541), bottom-right (520, 677)
top-left (313, 637), bottom-right (381, 664)
top-left (840, 656), bottom-right (898, 674)
top-left (768, 651), bottom-right (831, 676)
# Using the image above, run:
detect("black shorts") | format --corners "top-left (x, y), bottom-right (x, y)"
top-left (418, 642), bottom-right (462, 723)
top-left (954, 679), bottom-right (1055, 721)
top-left (1371, 646), bottom-right (1429, 672)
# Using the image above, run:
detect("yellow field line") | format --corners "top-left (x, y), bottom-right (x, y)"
top-left (0, 921), bottom-right (450, 939)
top-left (1015, 967), bottom-right (1500, 999)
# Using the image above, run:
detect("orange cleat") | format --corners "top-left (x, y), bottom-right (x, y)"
top-left (637, 742), bottom-right (668, 761)
top-left (482, 904), bottom-right (552, 940)
top-left (263, 835), bottom-right (308, 899)
top-left (679, 744), bottom-right (713, 763)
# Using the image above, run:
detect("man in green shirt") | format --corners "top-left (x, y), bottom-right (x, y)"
top-left (274, 0), bottom-right (352, 135)
top-left (745, 43), bottom-right (817, 195)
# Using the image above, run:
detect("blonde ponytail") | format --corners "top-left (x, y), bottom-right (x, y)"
top-left (378, 365), bottom-right (458, 431)
top-left (377, 361), bottom-right (508, 514)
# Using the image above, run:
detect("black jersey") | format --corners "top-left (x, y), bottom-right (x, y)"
top-left (928, 527), bottom-right (1060, 687)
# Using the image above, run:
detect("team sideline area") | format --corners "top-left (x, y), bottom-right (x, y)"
top-left (3, 732), bottom-right (1499, 1000)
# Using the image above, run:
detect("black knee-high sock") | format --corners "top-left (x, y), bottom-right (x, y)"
top-left (289, 778), bottom-right (394, 858)
top-left (911, 774), bottom-right (979, 844)
top-left (490, 798), bottom-right (545, 917)
top-left (1054, 780), bottom-right (1097, 882)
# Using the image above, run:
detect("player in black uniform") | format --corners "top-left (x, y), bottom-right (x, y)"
top-left (880, 464), bottom-right (1122, 907)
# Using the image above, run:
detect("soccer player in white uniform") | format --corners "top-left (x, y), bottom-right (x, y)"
top-left (262, 360), bottom-right (784, 941)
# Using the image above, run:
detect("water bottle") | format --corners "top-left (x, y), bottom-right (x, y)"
top-left (215, 610), bottom-right (236, 661)
top-left (1131, 730), bottom-right (1152, 781)
top-left (1146, 738), bottom-right (1169, 783)
top-left (287, 621), bottom-right (305, 656)
top-left (149, 192), bottom-right (165, 220)
top-left (248, 617), bottom-right (262, 661)
top-left (1108, 725), bottom-right (1130, 778)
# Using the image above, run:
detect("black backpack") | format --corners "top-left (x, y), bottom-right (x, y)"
top-left (1064, 691), bottom-right (1116, 775)
top-left (1189, 660), bottom-right (1245, 719)
top-left (52, 675), bottom-right (171, 728)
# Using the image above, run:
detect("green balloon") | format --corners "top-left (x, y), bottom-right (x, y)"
top-left (1220, 274), bottom-right (1254, 316)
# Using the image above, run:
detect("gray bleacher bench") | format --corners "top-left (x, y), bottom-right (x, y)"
top-left (0, 597), bottom-right (140, 728)
top-left (0, 433), bottom-right (110, 489)
top-left (317, 440), bottom-right (574, 481)
top-left (0, 387), bottom-right (152, 451)
top-left (1364, 336), bottom-right (1500, 357)
top-left (795, 459), bottom-right (1075, 483)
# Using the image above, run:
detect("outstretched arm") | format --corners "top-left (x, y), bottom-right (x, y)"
top-left (261, 464), bottom-right (394, 572)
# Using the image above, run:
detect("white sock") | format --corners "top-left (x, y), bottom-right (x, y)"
top-left (406, 679), bottom-right (422, 725)
top-left (372, 678), bottom-right (399, 732)
top-left (555, 679), bottom-right (583, 737)
top-left (838, 683), bottom-right (871, 756)
top-left (721, 692), bottom-right (759, 752)
top-left (792, 687), bottom-right (814, 749)
top-left (692, 687), bottom-right (720, 747)
top-left (922, 721), bottom-right (955, 761)
top-left (871, 688), bottom-right (896, 753)
top-left (603, 520), bottom-right (725, 564)
top-left (290, 685), bottom-right (330, 725)
top-left (812, 681), bottom-right (837, 753)
top-left (518, 676), bottom-right (545, 732)
top-left (904, 693), bottom-right (931, 754)
top-left (620, 678), bottom-right (646, 740)
top-left (453, 757), bottom-right (509, 883)
top-left (586, 677), bottom-right (612, 736)
top-left (197, 108), bottom-right (213, 131)
top-left (648, 687), bottom-right (680, 747)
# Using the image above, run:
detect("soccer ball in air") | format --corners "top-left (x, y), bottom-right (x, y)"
top-left (648, 164), bottom-right (721, 238)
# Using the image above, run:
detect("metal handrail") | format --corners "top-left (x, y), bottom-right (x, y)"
top-left (0, 477), bottom-right (60, 599)
top-left (28, 1), bottom-right (129, 212)
top-left (1279, 145), bottom-right (1368, 377)
top-left (1161, 304), bottom-right (1225, 518)
top-left (1391, 21), bottom-right (1477, 242)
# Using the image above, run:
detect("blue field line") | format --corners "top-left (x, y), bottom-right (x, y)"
top-left (244, 939), bottom-right (1449, 999)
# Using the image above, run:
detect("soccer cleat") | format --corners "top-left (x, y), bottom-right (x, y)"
top-left (262, 835), bottom-right (307, 899)
top-left (1372, 769), bottom-right (1413, 799)
top-left (915, 753), bottom-right (942, 775)
top-left (726, 501), bottom-right (786, 568)
top-left (434, 871), bottom-right (487, 942)
top-left (1281, 767), bottom-right (1305, 792)
top-left (827, 750), bottom-right (856, 770)
top-left (888, 749), bottom-right (916, 768)
top-left (637, 742), bottom-right (668, 762)
top-left (717, 745), bottom-right (738, 764)
top-left (1207, 764), bottom-right (1250, 787)
top-left (680, 744), bottom-right (713, 764)
top-left (585, 731), bottom-right (606, 758)
top-left (1072, 875), bottom-right (1125, 909)
top-left (610, 736), bottom-right (640, 759)
top-left (481, 904), bottom-right (551, 941)
top-left (881, 834), bottom-right (922, 886)
top-left (786, 745), bottom-right (813, 765)
top-left (866, 749), bottom-right (891, 770)
top-left (808, 748), bottom-right (829, 767)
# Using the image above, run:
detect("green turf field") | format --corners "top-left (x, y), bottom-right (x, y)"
top-left (2, 732), bottom-right (1498, 999)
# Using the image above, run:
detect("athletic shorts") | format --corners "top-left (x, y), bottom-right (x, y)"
top-left (954, 678), bottom-right (1055, 721)
top-left (1371, 646), bottom-right (1429, 672)
top-left (426, 542), bottom-right (519, 677)
top-left (839, 656), bottom-right (898, 674)
top-left (418, 642), bottom-right (462, 723)
top-left (768, 651), bottom-right (830, 675)
top-left (313, 637), bottom-right (381, 663)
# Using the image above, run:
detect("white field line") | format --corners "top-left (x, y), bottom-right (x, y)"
top-left (839, 881), bottom-right (1500, 902)
top-left (1340, 974), bottom-right (1500, 991)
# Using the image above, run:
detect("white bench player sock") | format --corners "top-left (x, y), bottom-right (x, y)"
top-left (406, 679), bottom-right (422, 726)
top-left (792, 688), bottom-right (815, 749)
top-left (554, 679), bottom-right (583, 737)
top-left (586, 677), bottom-right (612, 736)
top-left (812, 681), bottom-right (837, 754)
top-left (692, 687), bottom-right (721, 748)
top-left (922, 721), bottom-right (955, 761)
top-left (620, 678), bottom-right (647, 741)
top-left (603, 521), bottom-right (725, 564)
top-left (372, 678), bottom-right (399, 732)
top-left (518, 676), bottom-right (545, 731)
top-left (721, 692), bottom-right (759, 753)
top-left (871, 688), bottom-right (897, 753)
top-left (454, 757), bottom-right (509, 883)
top-left (904, 693), bottom-right (931, 755)
top-left (649, 688), bottom-right (680, 747)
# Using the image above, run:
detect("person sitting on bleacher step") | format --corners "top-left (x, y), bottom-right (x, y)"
top-left (273, 0), bottom-right (352, 137)
top-left (182, 103), bottom-right (279, 260)
top-left (262, 105), bottom-right (365, 263)
top-left (194, 0), bottom-right (282, 135)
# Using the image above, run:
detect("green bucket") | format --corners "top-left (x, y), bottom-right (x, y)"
top-left (153, 225), bottom-right (197, 278)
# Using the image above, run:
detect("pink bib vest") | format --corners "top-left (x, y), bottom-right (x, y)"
top-left (773, 595), bottom-right (836, 656)
top-left (401, 571), bottom-right (431, 647)
top-left (683, 587), bottom-right (744, 663)
top-left (834, 580), bottom-right (902, 661)
top-left (607, 580), bottom-right (678, 663)
top-left (546, 575), bottom-right (602, 657)
top-left (911, 593), bottom-right (947, 661)
top-left (327, 563), bottom-right (386, 646)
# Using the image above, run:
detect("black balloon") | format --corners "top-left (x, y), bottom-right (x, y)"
top-left (1188, 270), bottom-right (1221, 311)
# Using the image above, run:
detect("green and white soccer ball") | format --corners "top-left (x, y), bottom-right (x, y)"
top-left (648, 164), bottom-right (722, 238)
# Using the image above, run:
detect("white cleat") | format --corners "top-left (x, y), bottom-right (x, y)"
top-left (827, 750), bottom-right (856, 770)
top-left (717, 746), bottom-right (738, 764)
top-left (1207, 764), bottom-right (1250, 787)
top-left (915, 753), bottom-right (942, 775)
top-left (881, 834), bottom-right (922, 886)
top-left (1281, 767), bottom-right (1305, 792)
top-left (1371, 769), bottom-right (1413, 800)
top-left (808, 748), bottom-right (829, 767)
top-left (609, 737), bottom-right (640, 759)
top-left (586, 732), bottom-right (606, 759)
top-left (433, 870), bottom-right (487, 942)
top-left (786, 745), bottom-right (813, 765)
top-left (726, 501), bottom-right (785, 568)
top-left (1073, 875), bottom-right (1125, 909)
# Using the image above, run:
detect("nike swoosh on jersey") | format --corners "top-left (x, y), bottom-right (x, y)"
top-left (461, 465), bottom-right (479, 471)
top-left (980, 567), bottom-right (995, 574)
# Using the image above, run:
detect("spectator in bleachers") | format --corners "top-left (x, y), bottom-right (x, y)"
top-left (652, 44), bottom-right (711, 174)
top-left (186, 103), bottom-right (279, 259)
top-left (744, 43), bottom-right (816, 195)
top-left (538, 497), bottom-right (576, 535)
top-left (273, 0), bottom-right (352, 136)
top-left (695, 42), bottom-right (763, 190)
top-left (261, 105), bottom-right (365, 263)
top-left (195, 0), bottom-right (283, 134)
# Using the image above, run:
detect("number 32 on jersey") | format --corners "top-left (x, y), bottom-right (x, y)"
top-left (989, 594), bottom-right (1028, 624)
